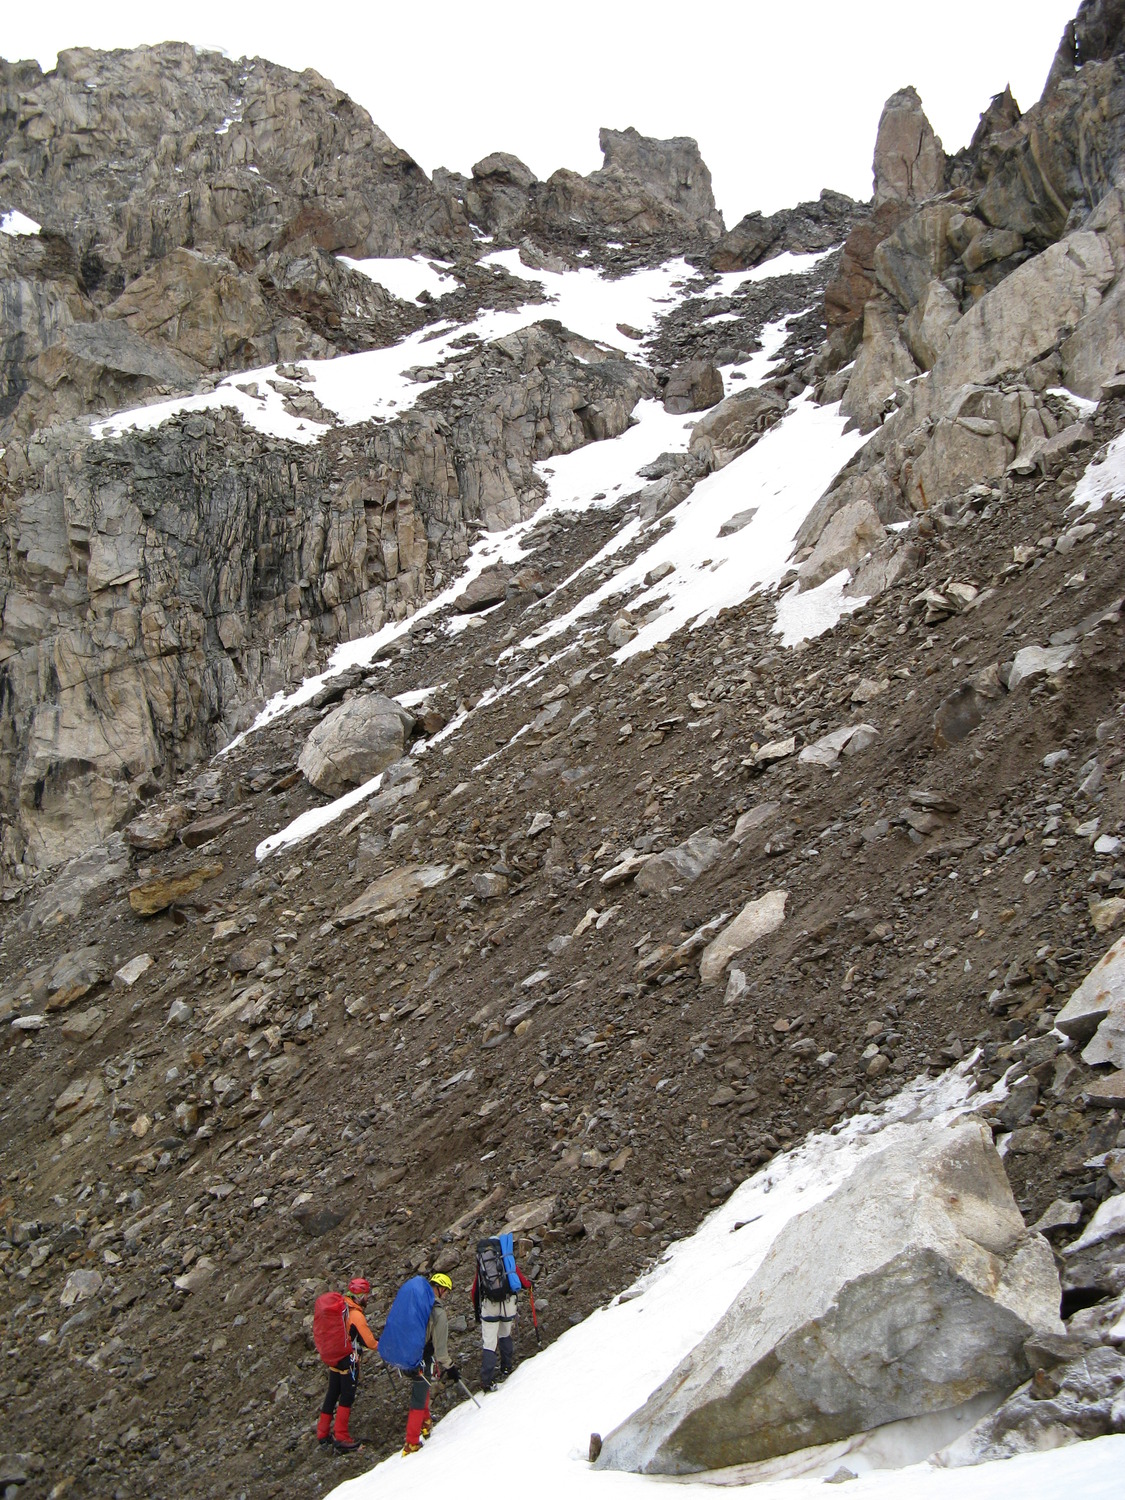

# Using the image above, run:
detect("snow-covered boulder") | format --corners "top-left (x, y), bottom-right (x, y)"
top-left (596, 1115), bottom-right (1062, 1475)
top-left (297, 693), bottom-right (414, 797)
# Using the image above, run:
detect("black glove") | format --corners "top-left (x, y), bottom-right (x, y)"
top-left (444, 1365), bottom-right (461, 1384)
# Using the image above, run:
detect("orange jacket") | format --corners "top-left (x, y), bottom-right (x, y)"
top-left (328, 1295), bottom-right (377, 1371)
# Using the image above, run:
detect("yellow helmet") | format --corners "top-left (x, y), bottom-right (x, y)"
top-left (430, 1273), bottom-right (453, 1291)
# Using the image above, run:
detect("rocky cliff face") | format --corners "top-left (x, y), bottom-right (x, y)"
top-left (0, 36), bottom-right (832, 879)
top-left (1, 322), bottom-right (653, 869)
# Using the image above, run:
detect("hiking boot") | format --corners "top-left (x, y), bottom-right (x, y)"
top-left (402, 1442), bottom-right (422, 1456)
top-left (317, 1412), bottom-right (333, 1446)
top-left (420, 1418), bottom-right (432, 1439)
top-left (333, 1404), bottom-right (359, 1453)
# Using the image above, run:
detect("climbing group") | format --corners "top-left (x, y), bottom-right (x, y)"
top-left (312, 1231), bottom-right (537, 1457)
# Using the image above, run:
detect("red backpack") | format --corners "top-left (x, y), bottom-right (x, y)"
top-left (313, 1292), bottom-right (351, 1366)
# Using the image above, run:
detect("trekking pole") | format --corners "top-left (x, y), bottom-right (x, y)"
top-left (529, 1286), bottom-right (542, 1348)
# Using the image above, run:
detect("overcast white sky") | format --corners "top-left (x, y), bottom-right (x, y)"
top-left (5, 2), bottom-right (1078, 223)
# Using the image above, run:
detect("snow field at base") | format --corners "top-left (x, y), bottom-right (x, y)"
top-left (325, 1064), bottom-right (1123, 1500)
top-left (0, 208), bottom-right (42, 236)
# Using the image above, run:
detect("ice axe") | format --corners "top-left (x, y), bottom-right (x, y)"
top-left (415, 1365), bottom-right (482, 1411)
top-left (455, 1376), bottom-right (482, 1409)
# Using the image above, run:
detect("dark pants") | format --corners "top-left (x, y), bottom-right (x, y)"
top-left (481, 1334), bottom-right (514, 1389)
top-left (321, 1364), bottom-right (357, 1415)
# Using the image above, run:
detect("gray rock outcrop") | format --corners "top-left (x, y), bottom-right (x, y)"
top-left (0, 43), bottom-right (470, 289)
top-left (840, 299), bottom-right (919, 432)
top-left (689, 386), bottom-right (787, 469)
top-left (597, 1116), bottom-right (1062, 1474)
top-left (872, 87), bottom-right (947, 207)
top-left (437, 126), bottom-right (724, 248)
top-left (663, 361), bottom-right (723, 414)
top-left (710, 190), bottom-right (860, 273)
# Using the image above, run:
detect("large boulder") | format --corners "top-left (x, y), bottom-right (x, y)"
top-left (635, 831), bottom-right (726, 898)
top-left (597, 1115), bottom-right (1063, 1475)
top-left (688, 385), bottom-right (787, 469)
top-left (663, 361), bottom-right (723, 414)
top-left (1055, 933), bottom-right (1125, 1066)
top-left (872, 87), bottom-right (947, 207)
top-left (335, 862), bottom-right (454, 925)
top-left (534, 128), bottom-right (723, 242)
top-left (798, 498), bottom-right (887, 591)
top-left (598, 127), bottom-right (722, 236)
top-left (298, 694), bottom-right (415, 797)
top-left (464, 153), bottom-right (537, 238)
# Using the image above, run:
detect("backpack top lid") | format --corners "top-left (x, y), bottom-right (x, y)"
top-left (377, 1275), bottom-right (435, 1370)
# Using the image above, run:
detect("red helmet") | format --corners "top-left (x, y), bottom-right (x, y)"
top-left (348, 1277), bottom-right (371, 1298)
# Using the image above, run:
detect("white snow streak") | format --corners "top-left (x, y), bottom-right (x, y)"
top-left (775, 571), bottom-right (867, 646)
top-left (255, 771), bottom-right (385, 860)
top-left (510, 393), bottom-right (867, 663)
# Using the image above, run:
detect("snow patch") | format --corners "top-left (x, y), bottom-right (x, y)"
top-left (255, 769), bottom-right (386, 861)
top-left (510, 393), bottom-right (867, 663)
top-left (775, 571), bottom-right (868, 647)
top-left (340, 255), bottom-right (457, 303)
top-left (1073, 429), bottom-right (1125, 513)
top-left (1, 208), bottom-right (42, 236)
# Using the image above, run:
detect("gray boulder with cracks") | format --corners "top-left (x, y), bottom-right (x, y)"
top-left (596, 1115), bottom-right (1062, 1475)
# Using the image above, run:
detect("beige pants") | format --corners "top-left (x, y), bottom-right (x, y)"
top-left (480, 1296), bottom-right (515, 1350)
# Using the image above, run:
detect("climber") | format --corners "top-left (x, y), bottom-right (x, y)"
top-left (471, 1232), bottom-right (537, 1391)
top-left (314, 1276), bottom-right (378, 1453)
top-left (378, 1271), bottom-right (460, 1455)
